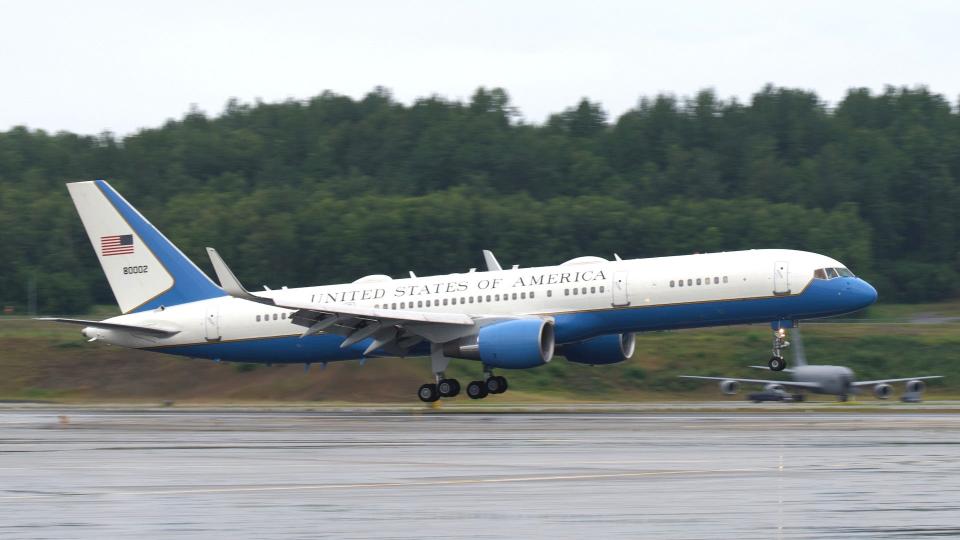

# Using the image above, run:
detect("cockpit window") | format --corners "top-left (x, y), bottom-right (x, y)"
top-left (813, 267), bottom-right (855, 280)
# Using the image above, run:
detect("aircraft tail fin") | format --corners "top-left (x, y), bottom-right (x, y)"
top-left (66, 180), bottom-right (226, 313)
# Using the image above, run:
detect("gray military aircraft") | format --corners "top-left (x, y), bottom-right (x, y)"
top-left (680, 328), bottom-right (942, 402)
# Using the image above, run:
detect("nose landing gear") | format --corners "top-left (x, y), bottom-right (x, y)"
top-left (769, 327), bottom-right (790, 371)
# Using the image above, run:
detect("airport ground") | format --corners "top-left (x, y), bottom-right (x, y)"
top-left (2, 406), bottom-right (959, 539)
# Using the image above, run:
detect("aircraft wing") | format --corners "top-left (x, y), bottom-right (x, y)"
top-left (852, 376), bottom-right (943, 387)
top-left (35, 318), bottom-right (180, 337)
top-left (206, 247), bottom-right (507, 354)
top-left (679, 375), bottom-right (822, 390)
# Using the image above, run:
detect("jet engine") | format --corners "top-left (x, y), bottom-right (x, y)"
top-left (873, 383), bottom-right (893, 399)
top-left (764, 383), bottom-right (785, 393)
top-left (443, 318), bottom-right (555, 369)
top-left (720, 380), bottom-right (740, 395)
top-left (905, 379), bottom-right (926, 393)
top-left (559, 333), bottom-right (636, 365)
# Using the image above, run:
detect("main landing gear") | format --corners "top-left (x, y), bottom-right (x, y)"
top-left (769, 327), bottom-right (790, 371)
top-left (417, 346), bottom-right (510, 402)
top-left (466, 370), bottom-right (508, 400)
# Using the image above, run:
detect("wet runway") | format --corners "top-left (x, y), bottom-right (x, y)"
top-left (2, 408), bottom-right (959, 539)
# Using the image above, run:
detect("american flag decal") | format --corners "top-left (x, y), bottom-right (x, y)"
top-left (101, 234), bottom-right (134, 256)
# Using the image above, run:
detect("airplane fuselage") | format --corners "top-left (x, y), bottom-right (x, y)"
top-left (87, 249), bottom-right (878, 364)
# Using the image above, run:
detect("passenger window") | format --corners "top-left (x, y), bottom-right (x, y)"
top-left (512, 293), bottom-right (518, 300)
top-left (572, 288), bottom-right (579, 295)
top-left (687, 279), bottom-right (692, 286)
top-left (678, 280), bottom-right (684, 287)
top-left (713, 277), bottom-right (719, 284)
top-left (564, 289), bottom-right (569, 296)
top-left (486, 295), bottom-right (491, 302)
top-left (599, 286), bottom-right (604, 293)
top-left (469, 297), bottom-right (474, 304)
top-left (530, 291), bottom-right (535, 299)
top-left (704, 277), bottom-right (709, 285)
top-left (670, 280), bottom-right (675, 287)
top-left (547, 290), bottom-right (552, 298)
top-left (590, 287), bottom-right (596, 294)
top-left (495, 294), bottom-right (500, 301)
top-left (521, 292), bottom-right (526, 299)
top-left (696, 278), bottom-right (701, 286)
top-left (722, 276), bottom-right (728, 283)
top-left (256, 315), bottom-right (261, 322)
top-left (581, 287), bottom-right (587, 294)
top-left (477, 296), bottom-right (482, 303)
top-left (392, 303), bottom-right (397, 309)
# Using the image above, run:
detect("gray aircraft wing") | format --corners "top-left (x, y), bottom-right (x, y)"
top-left (852, 376), bottom-right (943, 387)
top-left (679, 375), bottom-right (822, 390)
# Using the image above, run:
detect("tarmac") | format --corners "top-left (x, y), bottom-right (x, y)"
top-left (2, 406), bottom-right (959, 539)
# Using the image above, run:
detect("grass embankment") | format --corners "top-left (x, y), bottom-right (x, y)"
top-left (1, 301), bottom-right (958, 403)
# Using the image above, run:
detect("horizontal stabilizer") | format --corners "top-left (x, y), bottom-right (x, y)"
top-left (36, 318), bottom-right (180, 337)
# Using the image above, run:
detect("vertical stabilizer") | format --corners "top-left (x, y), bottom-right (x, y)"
top-left (66, 180), bottom-right (225, 313)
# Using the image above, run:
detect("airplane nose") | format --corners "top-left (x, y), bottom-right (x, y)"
top-left (855, 279), bottom-right (878, 309)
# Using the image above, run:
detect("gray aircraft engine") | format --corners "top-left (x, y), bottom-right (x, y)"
top-left (905, 380), bottom-right (926, 393)
top-left (873, 383), bottom-right (894, 399)
top-left (558, 333), bottom-right (636, 365)
top-left (720, 380), bottom-right (740, 395)
top-left (443, 319), bottom-right (555, 369)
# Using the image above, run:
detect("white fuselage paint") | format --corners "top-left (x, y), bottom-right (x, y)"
top-left (88, 249), bottom-right (853, 353)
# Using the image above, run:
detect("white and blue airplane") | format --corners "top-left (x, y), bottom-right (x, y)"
top-left (41, 180), bottom-right (878, 402)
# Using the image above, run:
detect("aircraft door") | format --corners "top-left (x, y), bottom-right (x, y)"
top-left (773, 261), bottom-right (790, 295)
top-left (204, 305), bottom-right (221, 341)
top-left (612, 270), bottom-right (630, 307)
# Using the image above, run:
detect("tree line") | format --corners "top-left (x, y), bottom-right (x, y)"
top-left (1, 85), bottom-right (958, 313)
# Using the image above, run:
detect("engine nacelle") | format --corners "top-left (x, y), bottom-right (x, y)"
top-left (764, 383), bottom-right (785, 393)
top-left (720, 380), bottom-right (740, 395)
top-left (560, 333), bottom-right (636, 365)
top-left (905, 379), bottom-right (926, 393)
top-left (443, 319), bottom-right (555, 369)
top-left (873, 383), bottom-right (893, 399)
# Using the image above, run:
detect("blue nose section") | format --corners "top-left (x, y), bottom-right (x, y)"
top-left (850, 279), bottom-right (878, 310)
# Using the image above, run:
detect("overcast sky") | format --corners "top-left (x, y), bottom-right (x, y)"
top-left (1, 0), bottom-right (957, 135)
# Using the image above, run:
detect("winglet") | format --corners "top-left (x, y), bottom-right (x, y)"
top-left (482, 250), bottom-right (503, 272)
top-left (206, 247), bottom-right (274, 305)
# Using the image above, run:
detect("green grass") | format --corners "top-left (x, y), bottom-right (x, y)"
top-left (1, 301), bottom-right (958, 402)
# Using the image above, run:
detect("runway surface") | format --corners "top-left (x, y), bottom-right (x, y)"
top-left (2, 408), bottom-right (959, 539)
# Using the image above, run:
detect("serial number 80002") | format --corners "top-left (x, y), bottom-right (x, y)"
top-left (123, 265), bottom-right (148, 274)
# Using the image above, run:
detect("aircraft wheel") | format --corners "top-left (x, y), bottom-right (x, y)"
top-left (485, 376), bottom-right (507, 394)
top-left (438, 378), bottom-right (460, 398)
top-left (418, 383), bottom-right (439, 403)
top-left (495, 375), bottom-right (508, 394)
top-left (768, 356), bottom-right (787, 371)
top-left (467, 381), bottom-right (488, 399)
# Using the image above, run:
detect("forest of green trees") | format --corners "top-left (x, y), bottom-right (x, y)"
top-left (1, 85), bottom-right (958, 313)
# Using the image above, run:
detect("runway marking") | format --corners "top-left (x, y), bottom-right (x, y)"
top-left (0, 467), bottom-right (767, 500)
